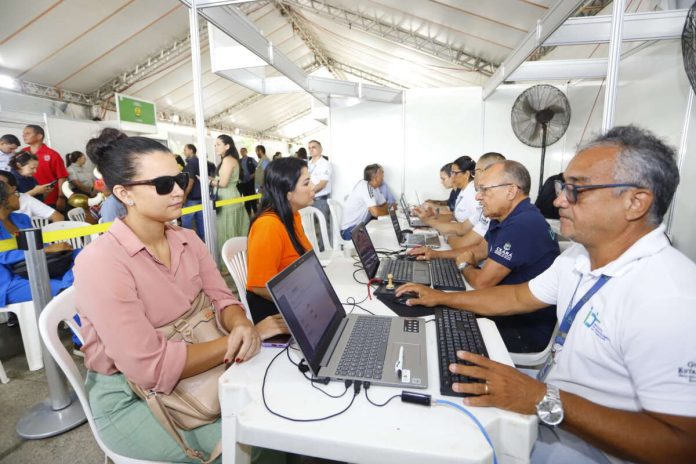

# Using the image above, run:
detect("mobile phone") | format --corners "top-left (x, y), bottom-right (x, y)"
top-left (48, 180), bottom-right (58, 187)
top-left (262, 334), bottom-right (292, 348)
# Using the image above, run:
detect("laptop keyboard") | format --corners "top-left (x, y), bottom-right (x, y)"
top-left (378, 259), bottom-right (413, 282)
top-left (435, 308), bottom-right (488, 397)
top-left (335, 316), bottom-right (391, 380)
top-left (430, 259), bottom-right (467, 291)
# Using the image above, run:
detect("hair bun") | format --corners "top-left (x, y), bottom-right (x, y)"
top-left (86, 128), bottom-right (127, 166)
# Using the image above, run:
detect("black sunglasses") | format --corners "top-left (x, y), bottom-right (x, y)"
top-left (121, 172), bottom-right (189, 195)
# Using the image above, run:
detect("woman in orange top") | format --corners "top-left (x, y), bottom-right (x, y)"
top-left (246, 157), bottom-right (315, 323)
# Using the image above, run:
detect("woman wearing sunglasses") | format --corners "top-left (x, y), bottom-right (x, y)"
top-left (212, 134), bottom-right (250, 268)
top-left (73, 128), bottom-right (285, 463)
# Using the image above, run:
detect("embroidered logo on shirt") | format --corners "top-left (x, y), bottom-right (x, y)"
top-left (583, 308), bottom-right (609, 342)
top-left (678, 361), bottom-right (696, 382)
top-left (44, 155), bottom-right (51, 162)
top-left (494, 243), bottom-right (513, 261)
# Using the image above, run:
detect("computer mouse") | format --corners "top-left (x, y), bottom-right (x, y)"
top-left (402, 228), bottom-right (414, 235)
top-left (393, 292), bottom-right (419, 305)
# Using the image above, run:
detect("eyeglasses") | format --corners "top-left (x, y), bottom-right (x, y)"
top-left (475, 183), bottom-right (515, 195)
top-left (450, 169), bottom-right (463, 176)
top-left (121, 172), bottom-right (189, 195)
top-left (553, 180), bottom-right (643, 204)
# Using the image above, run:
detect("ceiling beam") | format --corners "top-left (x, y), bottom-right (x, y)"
top-left (206, 60), bottom-right (320, 127)
top-left (272, 0), bottom-right (344, 80)
top-left (279, 0), bottom-right (498, 76)
top-left (482, 0), bottom-right (586, 99)
top-left (11, 80), bottom-right (94, 106)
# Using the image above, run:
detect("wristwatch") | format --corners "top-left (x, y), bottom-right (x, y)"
top-left (536, 383), bottom-right (564, 426)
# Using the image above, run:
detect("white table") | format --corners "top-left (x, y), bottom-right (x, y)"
top-left (219, 217), bottom-right (537, 464)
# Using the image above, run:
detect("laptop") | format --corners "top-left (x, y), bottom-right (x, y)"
top-left (352, 223), bottom-right (467, 291)
top-left (389, 208), bottom-right (440, 248)
top-left (399, 194), bottom-right (426, 228)
top-left (266, 250), bottom-right (428, 389)
top-left (351, 222), bottom-right (431, 285)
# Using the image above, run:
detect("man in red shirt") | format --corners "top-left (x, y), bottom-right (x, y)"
top-left (22, 125), bottom-right (68, 210)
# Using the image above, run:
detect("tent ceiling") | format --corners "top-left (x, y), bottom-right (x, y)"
top-left (0, 0), bottom-right (667, 140)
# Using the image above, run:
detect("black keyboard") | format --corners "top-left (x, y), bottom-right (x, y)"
top-left (335, 316), bottom-right (390, 380)
top-left (430, 259), bottom-right (467, 291)
top-left (379, 259), bottom-right (413, 282)
top-left (435, 308), bottom-right (488, 397)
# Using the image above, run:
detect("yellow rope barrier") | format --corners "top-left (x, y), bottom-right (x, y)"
top-left (0, 193), bottom-right (262, 252)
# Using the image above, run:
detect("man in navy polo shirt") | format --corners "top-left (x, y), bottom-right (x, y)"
top-left (454, 160), bottom-right (559, 352)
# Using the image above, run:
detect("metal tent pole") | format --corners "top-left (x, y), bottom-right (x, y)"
top-left (16, 229), bottom-right (86, 439)
top-left (189, 0), bottom-right (219, 263)
top-left (601, 0), bottom-right (625, 133)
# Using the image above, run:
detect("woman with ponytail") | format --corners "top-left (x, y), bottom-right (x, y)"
top-left (246, 157), bottom-right (315, 322)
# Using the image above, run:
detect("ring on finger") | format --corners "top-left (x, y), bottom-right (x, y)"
top-left (484, 382), bottom-right (490, 395)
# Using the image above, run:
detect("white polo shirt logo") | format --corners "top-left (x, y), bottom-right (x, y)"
top-left (583, 306), bottom-right (610, 342)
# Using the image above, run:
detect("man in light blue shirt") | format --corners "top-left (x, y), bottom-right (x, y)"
top-left (0, 134), bottom-right (20, 171)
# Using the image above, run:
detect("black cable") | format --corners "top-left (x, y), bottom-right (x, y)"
top-left (286, 347), bottom-right (349, 399)
top-left (352, 268), bottom-right (369, 285)
top-left (363, 382), bottom-right (401, 407)
top-left (425, 318), bottom-right (436, 324)
top-left (262, 347), bottom-right (359, 422)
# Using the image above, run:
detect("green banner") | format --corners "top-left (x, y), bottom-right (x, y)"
top-left (117, 94), bottom-right (156, 126)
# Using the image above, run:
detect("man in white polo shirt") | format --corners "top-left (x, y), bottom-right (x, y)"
top-left (397, 126), bottom-right (696, 463)
top-left (307, 139), bottom-right (332, 246)
top-left (340, 164), bottom-right (388, 240)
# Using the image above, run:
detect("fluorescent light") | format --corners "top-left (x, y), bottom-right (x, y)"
top-left (0, 74), bottom-right (17, 90)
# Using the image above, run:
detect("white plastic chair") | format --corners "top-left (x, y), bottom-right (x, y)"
top-left (299, 206), bottom-right (332, 256)
top-left (509, 321), bottom-right (559, 368)
top-left (0, 301), bottom-right (43, 371)
top-left (38, 287), bottom-right (167, 464)
top-left (67, 207), bottom-right (86, 222)
top-left (43, 220), bottom-right (96, 249)
top-left (327, 199), bottom-right (344, 249)
top-left (31, 217), bottom-right (50, 229)
top-left (220, 237), bottom-right (253, 321)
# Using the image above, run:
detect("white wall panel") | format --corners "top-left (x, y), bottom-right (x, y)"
top-left (403, 87), bottom-right (483, 204)
top-left (329, 100), bottom-right (403, 206)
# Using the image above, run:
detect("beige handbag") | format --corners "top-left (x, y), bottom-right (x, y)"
top-left (128, 292), bottom-right (226, 463)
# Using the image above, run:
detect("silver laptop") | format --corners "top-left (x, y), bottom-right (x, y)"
top-left (399, 194), bottom-right (426, 227)
top-left (389, 208), bottom-right (440, 248)
top-left (267, 251), bottom-right (428, 389)
top-left (351, 223), bottom-right (431, 285)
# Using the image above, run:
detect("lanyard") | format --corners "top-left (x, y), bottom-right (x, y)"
top-left (537, 274), bottom-right (611, 381)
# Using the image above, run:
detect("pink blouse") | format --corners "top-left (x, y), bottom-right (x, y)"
top-left (73, 219), bottom-right (241, 394)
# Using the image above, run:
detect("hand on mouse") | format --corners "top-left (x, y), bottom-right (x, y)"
top-left (395, 283), bottom-right (443, 307)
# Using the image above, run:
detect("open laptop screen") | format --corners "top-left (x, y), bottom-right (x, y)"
top-left (351, 223), bottom-right (380, 279)
top-left (266, 251), bottom-right (345, 373)
top-left (388, 208), bottom-right (404, 243)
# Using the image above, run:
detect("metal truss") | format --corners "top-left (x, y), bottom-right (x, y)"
top-left (90, 22), bottom-right (207, 106)
top-left (330, 61), bottom-right (408, 89)
top-left (278, 0), bottom-right (497, 76)
top-left (17, 80), bottom-right (94, 106)
top-left (272, 0), bottom-right (343, 79)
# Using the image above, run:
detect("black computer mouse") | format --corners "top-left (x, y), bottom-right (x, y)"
top-left (402, 228), bottom-right (413, 235)
top-left (393, 292), bottom-right (419, 305)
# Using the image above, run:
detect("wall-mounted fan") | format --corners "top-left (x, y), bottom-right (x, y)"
top-left (511, 84), bottom-right (571, 196)
top-left (681, 1), bottom-right (696, 92)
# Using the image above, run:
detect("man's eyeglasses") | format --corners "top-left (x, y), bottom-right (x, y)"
top-left (450, 169), bottom-right (463, 176)
top-left (121, 172), bottom-right (189, 195)
top-left (553, 180), bottom-right (643, 204)
top-left (475, 183), bottom-right (515, 195)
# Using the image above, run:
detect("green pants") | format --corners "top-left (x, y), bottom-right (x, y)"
top-left (85, 371), bottom-right (291, 464)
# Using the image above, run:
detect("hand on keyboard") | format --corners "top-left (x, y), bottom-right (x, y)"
top-left (395, 282), bottom-right (444, 307)
top-left (449, 351), bottom-right (546, 415)
top-left (407, 246), bottom-right (438, 261)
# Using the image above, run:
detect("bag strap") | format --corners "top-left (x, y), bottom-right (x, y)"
top-left (144, 390), bottom-right (222, 464)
